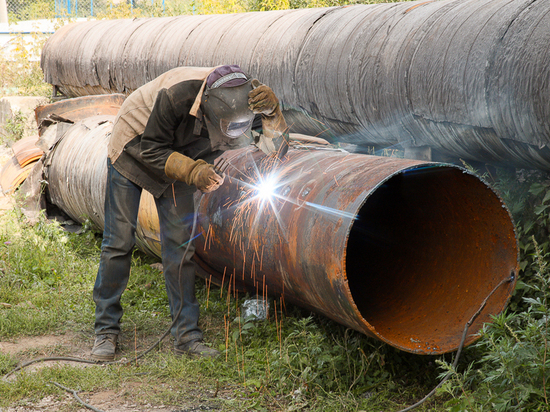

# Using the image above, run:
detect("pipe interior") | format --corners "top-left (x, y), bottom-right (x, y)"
top-left (346, 166), bottom-right (517, 354)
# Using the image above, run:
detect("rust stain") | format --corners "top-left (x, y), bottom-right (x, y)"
top-left (404, 0), bottom-right (436, 14)
top-left (11, 135), bottom-right (44, 167)
top-left (0, 157), bottom-right (34, 194)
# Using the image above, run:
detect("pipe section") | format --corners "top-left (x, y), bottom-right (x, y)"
top-left (45, 114), bottom-right (163, 256)
top-left (41, 113), bottom-right (518, 354)
top-left (41, 0), bottom-right (550, 170)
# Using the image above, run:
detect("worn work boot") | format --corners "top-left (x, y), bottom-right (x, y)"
top-left (91, 333), bottom-right (117, 361)
top-left (174, 340), bottom-right (220, 358)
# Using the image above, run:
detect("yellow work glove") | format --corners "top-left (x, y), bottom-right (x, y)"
top-left (248, 80), bottom-right (288, 140)
top-left (165, 152), bottom-right (224, 193)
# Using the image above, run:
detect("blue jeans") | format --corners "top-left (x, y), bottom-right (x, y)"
top-left (93, 159), bottom-right (203, 345)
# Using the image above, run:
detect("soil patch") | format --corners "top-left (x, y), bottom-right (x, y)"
top-left (2, 333), bottom-right (224, 412)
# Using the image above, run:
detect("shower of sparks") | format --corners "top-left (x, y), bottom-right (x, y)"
top-left (216, 151), bottom-right (358, 252)
top-left (224, 166), bottom-right (289, 244)
top-left (204, 141), bottom-right (368, 304)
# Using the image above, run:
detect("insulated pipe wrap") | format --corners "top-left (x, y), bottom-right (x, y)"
top-left (46, 116), bottom-right (112, 229)
top-left (41, 0), bottom-right (550, 170)
top-left (41, 114), bottom-right (518, 354)
top-left (45, 115), bottom-right (162, 256)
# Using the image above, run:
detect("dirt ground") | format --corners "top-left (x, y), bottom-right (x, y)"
top-left (1, 332), bottom-right (220, 412)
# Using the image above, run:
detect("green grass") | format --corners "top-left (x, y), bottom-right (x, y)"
top-left (3, 166), bottom-right (550, 410)
top-left (0, 30), bottom-right (51, 98)
top-left (0, 208), bottom-right (450, 411)
top-left (2, 171), bottom-right (550, 411)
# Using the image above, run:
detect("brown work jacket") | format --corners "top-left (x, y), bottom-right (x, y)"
top-left (109, 67), bottom-right (219, 198)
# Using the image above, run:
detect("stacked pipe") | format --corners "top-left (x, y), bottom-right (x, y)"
top-left (42, 111), bottom-right (518, 355)
top-left (41, 0), bottom-right (550, 170)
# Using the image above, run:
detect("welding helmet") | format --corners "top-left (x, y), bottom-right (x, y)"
top-left (201, 65), bottom-right (255, 151)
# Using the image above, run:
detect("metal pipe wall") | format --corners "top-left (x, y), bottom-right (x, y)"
top-left (41, 0), bottom-right (550, 170)
top-left (45, 114), bottom-right (163, 257)
top-left (43, 114), bottom-right (518, 355)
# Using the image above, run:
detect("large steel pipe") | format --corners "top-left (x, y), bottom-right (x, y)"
top-left (194, 147), bottom-right (518, 354)
top-left (41, 0), bottom-right (550, 170)
top-left (41, 113), bottom-right (518, 354)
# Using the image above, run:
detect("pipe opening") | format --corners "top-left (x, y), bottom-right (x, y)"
top-left (346, 166), bottom-right (517, 354)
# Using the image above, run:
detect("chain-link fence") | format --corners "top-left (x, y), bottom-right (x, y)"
top-left (2, 0), bottom-right (372, 24)
top-left (5, 0), bottom-right (167, 21)
top-left (7, 0), bottom-right (87, 20)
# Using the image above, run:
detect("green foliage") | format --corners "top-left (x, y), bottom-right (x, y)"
top-left (492, 169), bottom-right (550, 313)
top-left (96, 1), bottom-right (150, 19)
top-left (0, 204), bottom-right (445, 410)
top-left (438, 236), bottom-right (550, 411)
top-left (232, 315), bottom-right (378, 396)
top-left (0, 363), bottom-right (124, 407)
top-left (0, 32), bottom-right (51, 97)
top-left (193, 283), bottom-right (446, 411)
top-left (0, 352), bottom-right (18, 375)
top-left (0, 210), bottom-right (100, 337)
top-left (7, 0), bottom-right (56, 22)
top-left (0, 110), bottom-right (26, 145)
top-left (95, 0), bottom-right (413, 18)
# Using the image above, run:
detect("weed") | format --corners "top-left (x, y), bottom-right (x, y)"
top-left (439, 234), bottom-right (550, 412)
top-left (0, 110), bottom-right (26, 145)
top-left (0, 204), bottom-right (446, 410)
top-left (0, 31), bottom-right (51, 97)
top-left (491, 169), bottom-right (550, 313)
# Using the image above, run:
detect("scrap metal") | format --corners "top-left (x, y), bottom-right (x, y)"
top-left (0, 135), bottom-right (42, 194)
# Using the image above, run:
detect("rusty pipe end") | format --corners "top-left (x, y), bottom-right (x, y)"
top-left (345, 164), bottom-right (518, 354)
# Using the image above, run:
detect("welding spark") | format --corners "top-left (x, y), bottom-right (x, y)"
top-left (220, 151), bottom-right (362, 252)
top-left (256, 175), bottom-right (278, 200)
top-left (228, 157), bottom-right (358, 223)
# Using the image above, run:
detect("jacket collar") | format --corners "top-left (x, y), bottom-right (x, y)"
top-left (189, 67), bottom-right (218, 118)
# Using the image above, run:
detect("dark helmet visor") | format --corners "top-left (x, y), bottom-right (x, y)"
top-left (221, 118), bottom-right (253, 138)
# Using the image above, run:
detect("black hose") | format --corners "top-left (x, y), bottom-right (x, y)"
top-left (50, 381), bottom-right (106, 412)
top-left (394, 274), bottom-right (514, 412)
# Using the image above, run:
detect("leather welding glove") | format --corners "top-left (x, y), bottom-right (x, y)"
top-left (165, 152), bottom-right (224, 193)
top-left (248, 80), bottom-right (288, 140)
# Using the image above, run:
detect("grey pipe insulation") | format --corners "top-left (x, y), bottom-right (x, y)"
top-left (41, 0), bottom-right (550, 171)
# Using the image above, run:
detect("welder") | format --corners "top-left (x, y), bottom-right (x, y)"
top-left (91, 65), bottom-right (288, 361)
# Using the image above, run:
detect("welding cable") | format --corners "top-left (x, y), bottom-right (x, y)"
top-left (394, 273), bottom-right (515, 412)
top-left (50, 381), bottom-right (106, 412)
top-left (116, 193), bottom-right (203, 365)
top-left (3, 195), bottom-right (203, 381)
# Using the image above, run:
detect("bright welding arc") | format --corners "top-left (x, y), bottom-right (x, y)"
top-left (256, 174), bottom-right (278, 201)
top-left (220, 155), bottom-right (357, 224)
top-left (217, 152), bottom-right (363, 239)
